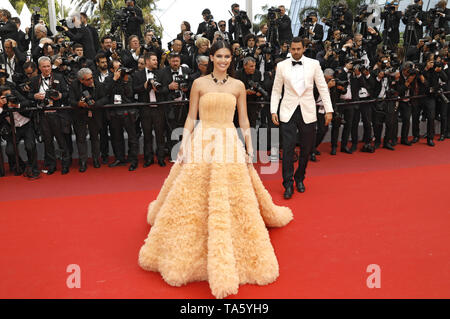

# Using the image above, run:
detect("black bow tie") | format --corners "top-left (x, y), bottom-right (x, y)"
top-left (292, 61), bottom-right (302, 66)
top-left (147, 69), bottom-right (153, 74)
top-left (44, 77), bottom-right (50, 81)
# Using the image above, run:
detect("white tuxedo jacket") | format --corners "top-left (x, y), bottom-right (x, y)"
top-left (270, 56), bottom-right (333, 124)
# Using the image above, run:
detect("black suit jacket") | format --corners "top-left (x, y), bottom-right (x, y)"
top-left (29, 72), bottom-right (71, 120)
top-left (64, 26), bottom-right (96, 60)
top-left (132, 69), bottom-right (169, 103)
top-left (0, 21), bottom-right (18, 44)
top-left (69, 78), bottom-right (108, 126)
top-left (228, 14), bottom-right (252, 42)
top-left (278, 14), bottom-right (293, 42)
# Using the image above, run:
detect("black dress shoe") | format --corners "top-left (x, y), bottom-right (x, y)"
top-left (310, 153), bottom-right (317, 162)
top-left (283, 186), bottom-right (294, 199)
top-left (400, 139), bottom-right (412, 146)
top-left (109, 160), bottom-right (127, 167)
top-left (93, 158), bottom-right (101, 168)
top-left (61, 167), bottom-right (69, 175)
top-left (383, 143), bottom-right (395, 151)
top-left (314, 150), bottom-right (321, 156)
top-left (411, 137), bottom-right (419, 144)
top-left (341, 146), bottom-right (353, 154)
top-left (438, 135), bottom-right (445, 141)
top-left (427, 139), bottom-right (435, 147)
top-left (79, 162), bottom-right (87, 173)
top-left (350, 143), bottom-right (358, 152)
top-left (361, 144), bottom-right (375, 153)
top-left (158, 159), bottom-right (166, 167)
top-left (143, 158), bottom-right (155, 168)
top-left (47, 167), bottom-right (56, 175)
top-left (296, 181), bottom-right (306, 193)
top-left (129, 162), bottom-right (138, 171)
top-left (101, 156), bottom-right (109, 164)
top-left (331, 146), bottom-right (337, 155)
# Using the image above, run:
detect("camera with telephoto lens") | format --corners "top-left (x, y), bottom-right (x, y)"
top-left (258, 43), bottom-right (273, 55)
top-left (174, 74), bottom-right (190, 90)
top-left (45, 89), bottom-right (60, 99)
top-left (355, 4), bottom-right (373, 22)
top-left (81, 90), bottom-right (95, 107)
top-left (31, 6), bottom-right (41, 26)
top-left (404, 4), bottom-right (421, 25)
top-left (248, 80), bottom-right (269, 100)
top-left (436, 87), bottom-right (450, 104)
top-left (268, 7), bottom-right (281, 22)
top-left (147, 75), bottom-right (162, 90)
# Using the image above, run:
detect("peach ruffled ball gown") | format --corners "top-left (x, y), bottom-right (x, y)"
top-left (138, 92), bottom-right (293, 299)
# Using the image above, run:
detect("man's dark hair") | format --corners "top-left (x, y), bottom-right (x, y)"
top-left (230, 40), bottom-right (240, 46)
top-left (291, 37), bottom-right (308, 48)
top-left (23, 61), bottom-right (37, 71)
top-left (0, 9), bottom-right (11, 20)
top-left (95, 53), bottom-right (107, 63)
top-left (244, 33), bottom-right (256, 46)
top-left (73, 43), bottom-right (83, 50)
top-left (80, 12), bottom-right (88, 20)
top-left (101, 35), bottom-right (113, 43)
top-left (256, 35), bottom-right (266, 43)
top-left (144, 51), bottom-right (158, 61)
top-left (202, 8), bottom-right (211, 15)
top-left (231, 3), bottom-right (240, 10)
top-left (10, 17), bottom-right (20, 24)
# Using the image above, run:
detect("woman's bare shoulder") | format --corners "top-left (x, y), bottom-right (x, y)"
top-left (229, 77), bottom-right (245, 90)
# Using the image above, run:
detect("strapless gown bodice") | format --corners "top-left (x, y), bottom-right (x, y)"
top-left (198, 92), bottom-right (237, 127)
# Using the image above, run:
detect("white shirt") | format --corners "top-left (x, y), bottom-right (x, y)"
top-left (291, 56), bottom-right (306, 96)
top-left (340, 68), bottom-right (352, 100)
top-left (145, 68), bottom-right (157, 103)
top-left (6, 56), bottom-right (15, 82)
top-left (378, 77), bottom-right (389, 98)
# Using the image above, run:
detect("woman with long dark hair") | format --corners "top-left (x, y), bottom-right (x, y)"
top-left (138, 41), bottom-right (293, 299)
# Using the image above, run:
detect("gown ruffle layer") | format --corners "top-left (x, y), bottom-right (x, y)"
top-left (138, 92), bottom-right (293, 299)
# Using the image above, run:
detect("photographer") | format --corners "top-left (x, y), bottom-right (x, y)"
top-left (107, 60), bottom-right (139, 171)
top-left (4, 39), bottom-right (26, 83)
top-left (242, 33), bottom-right (257, 58)
top-left (133, 52), bottom-right (168, 167)
top-left (196, 9), bottom-right (218, 43)
top-left (191, 55), bottom-right (209, 81)
top-left (228, 3), bottom-right (252, 45)
top-left (112, 0), bottom-right (144, 40)
top-left (236, 56), bottom-right (266, 129)
top-left (336, 58), bottom-right (361, 154)
top-left (191, 37), bottom-right (210, 73)
top-left (402, 0), bottom-right (426, 49)
top-left (277, 5), bottom-right (293, 45)
top-left (324, 2), bottom-right (353, 40)
top-left (420, 56), bottom-right (448, 146)
top-left (80, 12), bottom-right (100, 53)
top-left (70, 43), bottom-right (96, 74)
top-left (323, 69), bottom-right (348, 156)
top-left (427, 0), bottom-right (450, 37)
top-left (372, 55), bottom-right (399, 150)
top-left (143, 30), bottom-right (164, 63)
top-left (380, 1), bottom-right (402, 51)
top-left (0, 86), bottom-right (39, 178)
top-left (60, 13), bottom-right (96, 60)
top-left (253, 35), bottom-right (275, 79)
top-left (69, 68), bottom-right (109, 172)
top-left (351, 63), bottom-right (376, 153)
top-left (0, 9), bottom-right (18, 44)
top-left (120, 35), bottom-right (143, 70)
top-left (15, 61), bottom-right (38, 97)
top-left (160, 52), bottom-right (191, 157)
top-left (231, 40), bottom-right (244, 70)
top-left (217, 20), bottom-right (232, 43)
top-left (29, 56), bottom-right (71, 175)
top-left (298, 12), bottom-right (323, 51)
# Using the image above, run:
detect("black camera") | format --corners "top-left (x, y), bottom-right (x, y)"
top-left (31, 7), bottom-right (41, 25)
top-left (5, 94), bottom-right (19, 105)
top-left (45, 89), bottom-right (60, 99)
top-left (259, 43), bottom-right (272, 55)
top-left (147, 77), bottom-right (162, 90)
top-left (248, 80), bottom-right (269, 100)
top-left (268, 7), bottom-right (281, 21)
top-left (81, 90), bottom-right (95, 106)
top-left (355, 4), bottom-right (372, 21)
top-left (118, 67), bottom-right (133, 78)
top-left (174, 74), bottom-right (190, 90)
top-left (436, 87), bottom-right (450, 104)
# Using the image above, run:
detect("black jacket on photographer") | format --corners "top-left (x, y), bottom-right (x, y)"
top-left (380, 7), bottom-right (402, 47)
top-left (68, 76), bottom-right (109, 127)
top-left (277, 14), bottom-right (293, 43)
top-left (197, 20), bottom-right (219, 42)
top-left (64, 27), bottom-right (97, 60)
top-left (124, 6), bottom-right (144, 40)
top-left (422, 64), bottom-right (448, 95)
top-left (28, 72), bottom-right (71, 122)
top-left (106, 74), bottom-right (135, 117)
top-left (0, 20), bottom-right (18, 45)
top-left (229, 13), bottom-right (252, 43)
top-left (402, 4), bottom-right (426, 47)
top-left (160, 65), bottom-right (192, 100)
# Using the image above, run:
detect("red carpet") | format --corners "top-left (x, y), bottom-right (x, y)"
top-left (1, 141), bottom-right (450, 299)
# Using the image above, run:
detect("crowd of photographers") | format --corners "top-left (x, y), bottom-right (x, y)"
top-left (1, 0), bottom-right (450, 179)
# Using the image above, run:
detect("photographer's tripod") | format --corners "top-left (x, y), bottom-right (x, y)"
top-left (404, 18), bottom-right (419, 51)
top-left (266, 18), bottom-right (279, 50)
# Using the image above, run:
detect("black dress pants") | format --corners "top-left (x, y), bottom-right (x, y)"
top-left (73, 117), bottom-right (101, 163)
top-left (396, 101), bottom-right (412, 141)
top-left (313, 112), bottom-right (328, 152)
top-left (351, 99), bottom-right (373, 145)
top-left (140, 107), bottom-right (166, 161)
top-left (280, 106), bottom-right (315, 189)
top-left (422, 96), bottom-right (436, 139)
top-left (5, 122), bottom-right (39, 173)
top-left (110, 113), bottom-right (139, 164)
top-left (373, 101), bottom-right (395, 144)
top-left (40, 113), bottom-right (71, 169)
top-left (340, 105), bottom-right (354, 148)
